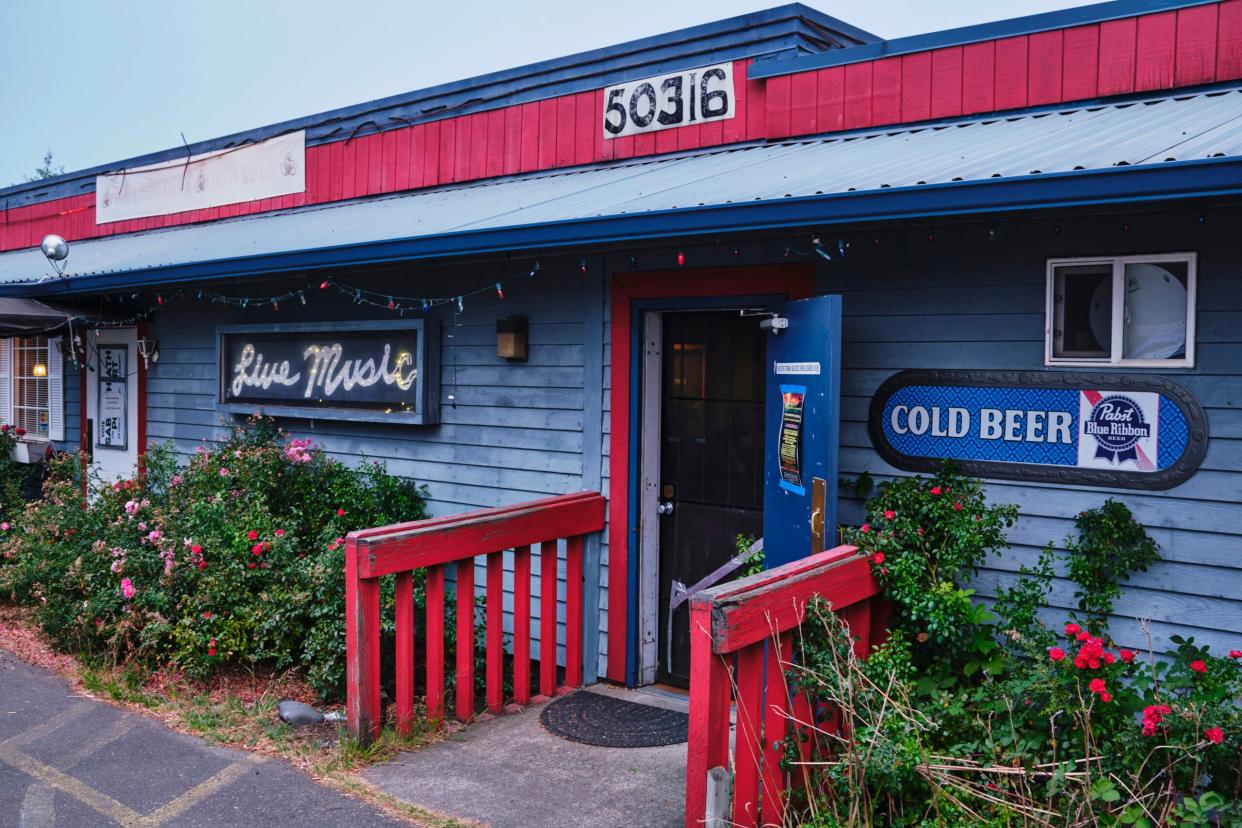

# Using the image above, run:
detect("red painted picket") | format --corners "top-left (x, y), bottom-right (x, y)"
top-left (685, 545), bottom-right (884, 828)
top-left (345, 491), bottom-right (606, 743)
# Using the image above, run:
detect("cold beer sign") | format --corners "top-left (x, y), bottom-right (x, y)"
top-left (869, 370), bottom-right (1207, 490)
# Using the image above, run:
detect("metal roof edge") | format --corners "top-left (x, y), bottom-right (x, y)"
top-left (4, 154), bottom-right (1240, 298)
top-left (749, 0), bottom-right (1221, 78)
top-left (0, 4), bottom-right (875, 209)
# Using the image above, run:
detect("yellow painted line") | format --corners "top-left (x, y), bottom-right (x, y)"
top-left (0, 742), bottom-right (144, 827)
top-left (59, 714), bottom-right (134, 769)
top-left (1, 701), bottom-right (93, 748)
top-left (139, 754), bottom-right (263, 827)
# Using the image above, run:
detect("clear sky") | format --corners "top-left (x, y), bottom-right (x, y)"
top-left (0, 0), bottom-right (1084, 187)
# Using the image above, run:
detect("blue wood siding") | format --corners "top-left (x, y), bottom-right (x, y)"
top-left (821, 210), bottom-right (1242, 655)
top-left (144, 262), bottom-right (596, 669)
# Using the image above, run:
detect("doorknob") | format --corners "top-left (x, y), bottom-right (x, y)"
top-left (657, 501), bottom-right (675, 516)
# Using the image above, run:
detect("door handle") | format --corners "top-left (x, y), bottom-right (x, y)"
top-left (656, 501), bottom-right (675, 516)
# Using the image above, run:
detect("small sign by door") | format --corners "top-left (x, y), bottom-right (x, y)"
top-left (97, 346), bottom-right (128, 450)
top-left (86, 329), bottom-right (141, 484)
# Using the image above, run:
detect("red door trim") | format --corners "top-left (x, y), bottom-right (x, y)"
top-left (605, 265), bottom-right (814, 683)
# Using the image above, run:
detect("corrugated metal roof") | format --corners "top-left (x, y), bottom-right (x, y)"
top-left (4, 86), bottom-right (1242, 289)
top-left (0, 3), bottom-right (874, 209)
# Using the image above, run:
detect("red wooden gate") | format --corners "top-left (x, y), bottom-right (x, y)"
top-left (686, 544), bottom-right (883, 827)
top-left (345, 491), bottom-right (606, 742)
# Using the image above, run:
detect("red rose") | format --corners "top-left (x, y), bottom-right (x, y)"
top-left (1191, 660), bottom-right (1207, 674)
top-left (1102, 652), bottom-right (1116, 665)
top-left (207, 647), bottom-right (216, 657)
top-left (251, 544), bottom-right (263, 556)
top-left (1119, 649), bottom-right (1135, 663)
top-left (196, 561), bottom-right (207, 570)
top-left (916, 527), bottom-right (924, 536)
top-left (191, 545), bottom-right (202, 554)
top-left (0, 425), bottom-right (7, 433)
top-left (1229, 650), bottom-right (1241, 659)
top-left (14, 427), bottom-right (25, 436)
top-left (275, 529), bottom-right (285, 537)
top-left (247, 562), bottom-right (256, 569)
top-left (1099, 692), bottom-right (1112, 703)
top-left (1049, 647), bottom-right (1065, 661)
top-left (1089, 678), bottom-right (1107, 694)
top-left (883, 509), bottom-right (895, 520)
top-left (929, 486), bottom-right (942, 496)
top-left (1076, 631), bottom-right (1090, 642)
top-left (1064, 623), bottom-right (1081, 636)
top-left (953, 502), bottom-right (963, 511)
top-left (860, 523), bottom-right (871, 534)
top-left (872, 552), bottom-right (885, 565)
top-left (247, 530), bottom-right (259, 541)
top-left (336, 508), bottom-right (346, 517)
top-left (202, 611), bottom-right (212, 619)
top-left (1205, 726), bottom-right (1224, 745)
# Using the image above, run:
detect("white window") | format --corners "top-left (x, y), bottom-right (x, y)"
top-left (1045, 253), bottom-right (1196, 368)
top-left (0, 336), bottom-right (65, 441)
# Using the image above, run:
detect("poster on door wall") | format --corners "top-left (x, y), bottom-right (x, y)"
top-left (868, 370), bottom-right (1208, 490)
top-left (97, 346), bottom-right (128, 451)
top-left (778, 384), bottom-right (806, 495)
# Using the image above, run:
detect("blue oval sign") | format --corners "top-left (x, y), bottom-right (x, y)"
top-left (869, 370), bottom-right (1208, 490)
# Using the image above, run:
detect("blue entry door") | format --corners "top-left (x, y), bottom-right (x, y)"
top-left (762, 295), bottom-right (842, 568)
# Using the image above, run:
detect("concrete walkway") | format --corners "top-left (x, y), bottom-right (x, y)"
top-left (0, 650), bottom-right (409, 828)
top-left (366, 685), bottom-right (689, 828)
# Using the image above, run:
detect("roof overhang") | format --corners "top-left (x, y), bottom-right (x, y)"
top-left (5, 155), bottom-right (1240, 299)
top-left (5, 85), bottom-right (1242, 297)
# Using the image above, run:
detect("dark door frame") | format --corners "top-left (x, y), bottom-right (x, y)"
top-left (606, 266), bottom-right (813, 686)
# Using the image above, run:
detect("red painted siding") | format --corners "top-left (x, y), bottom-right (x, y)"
top-left (8, 5), bottom-right (1242, 254)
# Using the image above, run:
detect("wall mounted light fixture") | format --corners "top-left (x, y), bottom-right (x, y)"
top-left (496, 316), bottom-right (528, 361)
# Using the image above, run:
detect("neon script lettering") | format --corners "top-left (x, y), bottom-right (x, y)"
top-left (231, 342), bottom-right (416, 400)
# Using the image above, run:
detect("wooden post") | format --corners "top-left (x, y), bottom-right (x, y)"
top-left (426, 565), bottom-right (445, 726)
top-left (705, 766), bottom-right (733, 827)
top-left (686, 599), bottom-right (730, 828)
top-left (486, 552), bottom-right (504, 713)
top-left (732, 644), bottom-right (765, 828)
top-left (394, 570), bottom-right (416, 735)
top-left (565, 535), bottom-right (584, 688)
top-left (456, 559), bottom-right (476, 721)
top-left (345, 538), bottom-right (381, 744)
top-left (760, 633), bottom-right (794, 824)
top-left (539, 540), bottom-right (558, 697)
top-left (513, 545), bottom-right (532, 705)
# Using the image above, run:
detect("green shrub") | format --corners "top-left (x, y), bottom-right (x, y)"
top-left (0, 425), bottom-right (40, 523)
top-left (790, 468), bottom-right (1241, 827)
top-left (0, 417), bottom-right (428, 700)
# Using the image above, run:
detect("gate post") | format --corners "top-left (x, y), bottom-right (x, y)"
top-left (345, 537), bottom-right (381, 743)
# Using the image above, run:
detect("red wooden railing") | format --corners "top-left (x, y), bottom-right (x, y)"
top-left (685, 544), bottom-right (884, 827)
top-left (345, 491), bottom-right (607, 743)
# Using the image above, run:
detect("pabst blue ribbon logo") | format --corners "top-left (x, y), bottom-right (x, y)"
top-left (1083, 394), bottom-right (1150, 464)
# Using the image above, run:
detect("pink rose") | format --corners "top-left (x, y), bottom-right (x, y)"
top-left (120, 578), bottom-right (136, 600)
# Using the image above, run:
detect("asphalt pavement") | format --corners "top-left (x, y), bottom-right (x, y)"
top-left (0, 649), bottom-right (412, 828)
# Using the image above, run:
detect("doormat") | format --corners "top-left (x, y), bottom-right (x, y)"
top-left (539, 691), bottom-right (688, 748)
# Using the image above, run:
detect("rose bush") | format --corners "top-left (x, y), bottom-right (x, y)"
top-left (793, 467), bottom-right (1241, 827)
top-left (0, 417), bottom-right (428, 699)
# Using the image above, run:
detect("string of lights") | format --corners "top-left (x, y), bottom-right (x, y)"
top-left (47, 231), bottom-right (862, 332)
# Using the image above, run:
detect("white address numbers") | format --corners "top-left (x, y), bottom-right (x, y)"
top-left (602, 63), bottom-right (735, 139)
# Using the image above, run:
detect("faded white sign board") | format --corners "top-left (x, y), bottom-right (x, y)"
top-left (96, 131), bottom-right (305, 224)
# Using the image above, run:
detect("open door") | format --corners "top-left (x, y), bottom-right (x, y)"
top-left (762, 295), bottom-right (842, 568)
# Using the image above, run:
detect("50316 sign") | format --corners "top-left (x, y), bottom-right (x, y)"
top-left (602, 63), bottom-right (734, 138)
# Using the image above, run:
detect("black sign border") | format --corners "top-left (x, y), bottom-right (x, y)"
top-left (215, 319), bottom-right (440, 425)
top-left (867, 369), bottom-right (1208, 491)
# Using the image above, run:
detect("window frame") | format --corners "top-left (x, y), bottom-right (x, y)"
top-left (1044, 252), bottom-right (1197, 368)
top-left (11, 335), bottom-right (52, 438)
